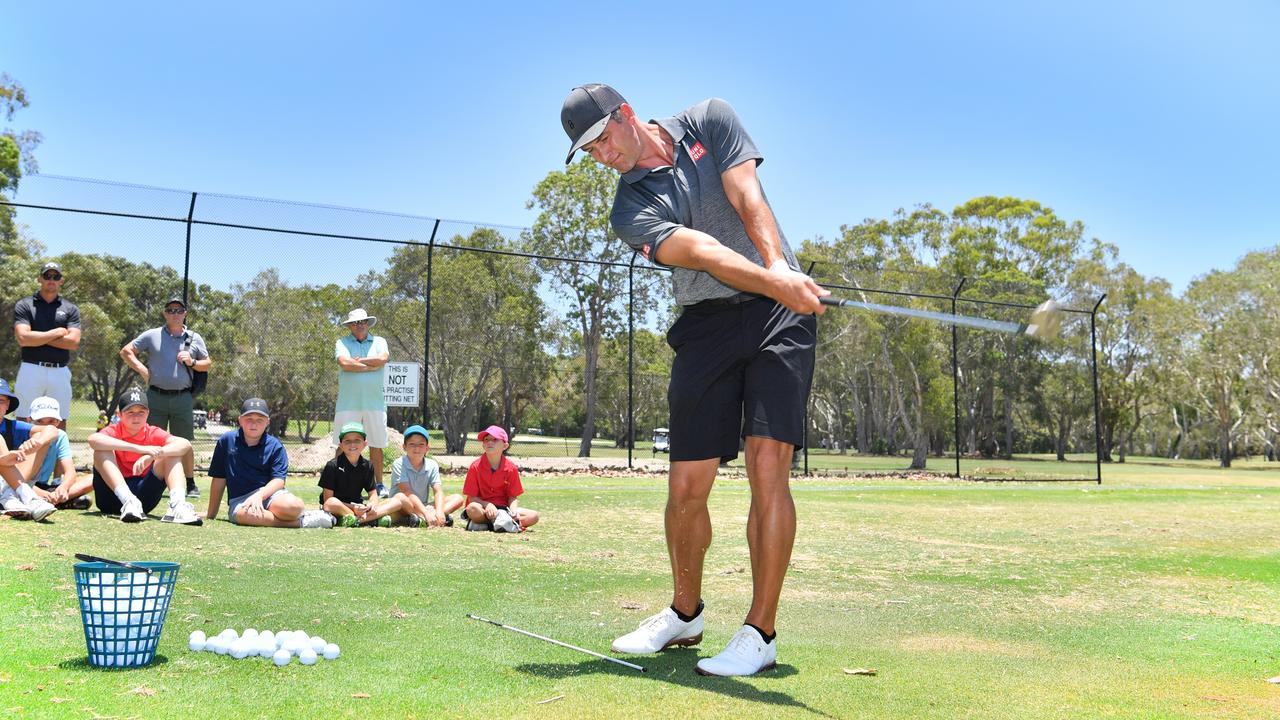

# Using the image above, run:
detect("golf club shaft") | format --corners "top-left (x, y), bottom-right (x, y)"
top-left (74, 553), bottom-right (154, 575)
top-left (466, 614), bottom-right (647, 672)
top-left (820, 296), bottom-right (1029, 335)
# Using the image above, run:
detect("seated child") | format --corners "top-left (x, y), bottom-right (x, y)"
top-left (462, 425), bottom-right (538, 532)
top-left (22, 397), bottom-right (91, 509)
top-left (389, 425), bottom-right (463, 528)
top-left (320, 422), bottom-right (408, 527)
top-left (87, 387), bottom-right (200, 525)
top-left (0, 382), bottom-right (58, 521)
top-left (205, 397), bottom-right (333, 528)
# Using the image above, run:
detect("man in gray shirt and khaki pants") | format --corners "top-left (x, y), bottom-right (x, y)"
top-left (562, 84), bottom-right (828, 676)
top-left (120, 294), bottom-right (211, 498)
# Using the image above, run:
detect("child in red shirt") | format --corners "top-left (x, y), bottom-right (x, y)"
top-left (462, 425), bottom-right (538, 532)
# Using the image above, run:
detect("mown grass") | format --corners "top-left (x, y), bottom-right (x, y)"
top-left (2, 462), bottom-right (1278, 719)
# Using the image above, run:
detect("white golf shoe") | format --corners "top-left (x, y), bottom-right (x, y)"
top-left (161, 500), bottom-right (202, 525)
top-left (120, 498), bottom-right (146, 523)
top-left (695, 625), bottom-right (777, 677)
top-left (611, 607), bottom-right (704, 654)
top-left (28, 497), bottom-right (57, 522)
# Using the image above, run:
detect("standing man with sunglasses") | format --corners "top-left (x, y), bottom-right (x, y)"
top-left (13, 261), bottom-right (82, 430)
top-left (120, 295), bottom-right (212, 499)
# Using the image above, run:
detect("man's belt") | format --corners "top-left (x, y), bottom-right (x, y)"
top-left (28, 361), bottom-right (67, 368)
top-left (149, 385), bottom-right (191, 396)
top-left (688, 292), bottom-right (764, 309)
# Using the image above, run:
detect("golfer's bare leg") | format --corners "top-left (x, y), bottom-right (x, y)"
top-left (666, 458), bottom-right (718, 616)
top-left (370, 447), bottom-right (384, 487)
top-left (235, 492), bottom-right (303, 527)
top-left (742, 436), bottom-right (796, 635)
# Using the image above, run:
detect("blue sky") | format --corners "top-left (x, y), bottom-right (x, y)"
top-left (3, 1), bottom-right (1276, 292)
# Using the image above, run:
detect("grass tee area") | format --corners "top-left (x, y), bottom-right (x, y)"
top-left (2, 459), bottom-right (1278, 719)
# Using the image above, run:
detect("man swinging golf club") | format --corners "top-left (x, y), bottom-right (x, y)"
top-left (561, 84), bottom-right (828, 676)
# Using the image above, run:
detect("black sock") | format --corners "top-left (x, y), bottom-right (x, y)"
top-left (186, 477), bottom-right (196, 488)
top-left (671, 599), bottom-right (704, 623)
top-left (745, 623), bottom-right (775, 644)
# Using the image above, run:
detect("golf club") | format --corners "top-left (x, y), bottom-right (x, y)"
top-left (74, 553), bottom-right (155, 576)
top-left (466, 613), bottom-right (647, 672)
top-left (819, 296), bottom-right (1064, 339)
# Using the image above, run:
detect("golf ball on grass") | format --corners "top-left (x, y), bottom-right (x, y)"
top-left (188, 630), bottom-right (207, 652)
top-left (272, 648), bottom-right (292, 666)
top-left (323, 643), bottom-right (340, 660)
top-left (230, 640), bottom-right (251, 659)
top-left (309, 636), bottom-right (326, 653)
top-left (299, 648), bottom-right (317, 665)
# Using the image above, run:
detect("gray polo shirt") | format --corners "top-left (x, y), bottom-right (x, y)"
top-left (131, 326), bottom-right (209, 391)
top-left (610, 98), bottom-right (799, 306)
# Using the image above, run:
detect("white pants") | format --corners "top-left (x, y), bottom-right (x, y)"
top-left (15, 363), bottom-right (72, 418)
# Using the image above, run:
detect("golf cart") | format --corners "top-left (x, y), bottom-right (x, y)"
top-left (652, 427), bottom-right (670, 455)
top-left (193, 410), bottom-right (207, 429)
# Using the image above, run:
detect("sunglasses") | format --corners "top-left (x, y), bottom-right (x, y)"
top-left (165, 307), bottom-right (187, 314)
top-left (41, 272), bottom-right (62, 280)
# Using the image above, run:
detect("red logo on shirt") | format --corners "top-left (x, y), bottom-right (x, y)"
top-left (641, 244), bottom-right (652, 259)
top-left (689, 142), bottom-right (707, 161)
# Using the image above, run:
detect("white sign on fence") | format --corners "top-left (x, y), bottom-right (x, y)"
top-left (383, 362), bottom-right (421, 407)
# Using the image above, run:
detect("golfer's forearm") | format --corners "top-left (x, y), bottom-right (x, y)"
top-left (655, 230), bottom-right (779, 298)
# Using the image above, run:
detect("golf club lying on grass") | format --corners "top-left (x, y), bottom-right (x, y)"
top-left (466, 613), bottom-right (647, 673)
top-left (74, 553), bottom-right (155, 576)
top-left (819, 296), bottom-right (1064, 339)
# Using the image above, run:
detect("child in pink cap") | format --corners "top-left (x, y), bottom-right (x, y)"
top-left (461, 425), bottom-right (538, 532)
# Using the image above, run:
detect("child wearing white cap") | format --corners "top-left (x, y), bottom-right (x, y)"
top-left (21, 396), bottom-right (90, 508)
top-left (0, 382), bottom-right (58, 521)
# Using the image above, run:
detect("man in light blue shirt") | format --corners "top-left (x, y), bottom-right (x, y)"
top-left (333, 308), bottom-right (389, 489)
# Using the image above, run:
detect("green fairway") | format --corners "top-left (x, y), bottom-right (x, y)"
top-left (2, 462), bottom-right (1278, 719)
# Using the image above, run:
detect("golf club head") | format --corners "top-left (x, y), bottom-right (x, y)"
top-left (1025, 300), bottom-right (1064, 339)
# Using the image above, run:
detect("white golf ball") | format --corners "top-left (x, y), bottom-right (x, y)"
top-left (322, 643), bottom-right (340, 660)
top-left (272, 648), bottom-right (292, 666)
top-left (242, 628), bottom-right (259, 642)
top-left (230, 640), bottom-right (251, 659)
top-left (309, 636), bottom-right (326, 653)
top-left (275, 633), bottom-right (289, 649)
top-left (212, 637), bottom-right (230, 655)
top-left (258, 640), bottom-right (277, 658)
top-left (299, 648), bottom-right (317, 665)
top-left (258, 630), bottom-right (275, 645)
top-left (219, 628), bottom-right (238, 642)
top-left (188, 634), bottom-right (207, 652)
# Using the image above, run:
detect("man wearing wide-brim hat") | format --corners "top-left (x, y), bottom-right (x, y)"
top-left (333, 308), bottom-right (390, 490)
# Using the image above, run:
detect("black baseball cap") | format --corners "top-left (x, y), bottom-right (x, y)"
top-left (165, 294), bottom-right (187, 309)
top-left (241, 397), bottom-right (270, 417)
top-left (119, 387), bottom-right (149, 411)
top-left (561, 83), bottom-right (626, 165)
top-left (40, 261), bottom-right (62, 276)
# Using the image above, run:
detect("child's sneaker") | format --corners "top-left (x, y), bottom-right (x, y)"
top-left (339, 514), bottom-right (359, 528)
top-left (694, 625), bottom-right (777, 677)
top-left (29, 498), bottom-right (58, 522)
top-left (465, 518), bottom-right (490, 532)
top-left (299, 510), bottom-right (336, 529)
top-left (57, 496), bottom-right (91, 510)
top-left (612, 607), bottom-right (704, 654)
top-left (375, 483), bottom-right (389, 499)
top-left (186, 481), bottom-right (201, 499)
top-left (442, 513), bottom-right (454, 527)
top-left (1, 490), bottom-right (32, 519)
top-left (375, 516), bottom-right (392, 528)
top-left (161, 501), bottom-right (202, 525)
top-left (120, 498), bottom-right (147, 523)
top-left (405, 514), bottom-right (423, 528)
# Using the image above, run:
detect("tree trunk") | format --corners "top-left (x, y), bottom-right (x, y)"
top-left (578, 326), bottom-right (602, 457)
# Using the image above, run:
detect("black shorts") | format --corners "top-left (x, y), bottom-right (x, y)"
top-left (92, 469), bottom-right (166, 516)
top-left (666, 296), bottom-right (817, 463)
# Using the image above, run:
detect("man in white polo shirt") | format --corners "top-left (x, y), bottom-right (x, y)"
top-left (333, 308), bottom-right (389, 492)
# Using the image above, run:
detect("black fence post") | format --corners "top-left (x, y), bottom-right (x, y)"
top-left (627, 254), bottom-right (636, 470)
top-left (422, 219), bottom-right (440, 428)
top-left (951, 277), bottom-right (966, 478)
top-left (181, 192), bottom-right (197, 303)
top-left (1090, 293), bottom-right (1107, 484)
